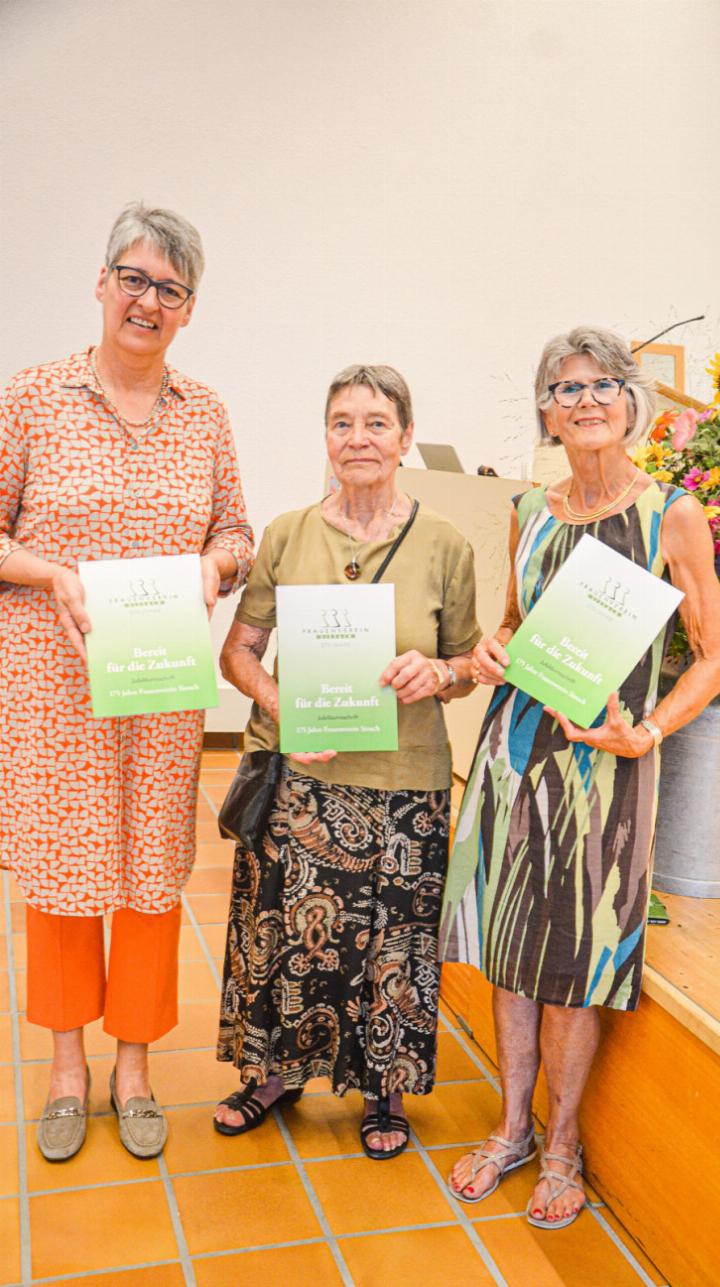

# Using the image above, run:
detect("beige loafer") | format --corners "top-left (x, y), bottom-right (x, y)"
top-left (37, 1066), bottom-right (91, 1162)
top-left (110, 1067), bottom-right (168, 1158)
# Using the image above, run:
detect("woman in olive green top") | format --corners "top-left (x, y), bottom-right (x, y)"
top-left (214, 365), bottom-right (480, 1158)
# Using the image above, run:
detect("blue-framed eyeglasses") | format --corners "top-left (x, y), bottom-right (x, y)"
top-left (548, 378), bottom-right (626, 408)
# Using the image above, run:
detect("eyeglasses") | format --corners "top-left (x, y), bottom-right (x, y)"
top-left (113, 265), bottom-right (194, 309)
top-left (548, 378), bottom-right (626, 408)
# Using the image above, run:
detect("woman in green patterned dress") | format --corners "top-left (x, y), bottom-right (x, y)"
top-left (441, 327), bottom-right (720, 1228)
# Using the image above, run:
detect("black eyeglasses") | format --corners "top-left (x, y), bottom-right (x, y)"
top-left (113, 265), bottom-right (194, 309)
top-left (548, 378), bottom-right (626, 408)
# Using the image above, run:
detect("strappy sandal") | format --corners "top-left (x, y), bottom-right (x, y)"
top-left (213, 1081), bottom-right (303, 1136)
top-left (360, 1096), bottom-right (410, 1160)
top-left (448, 1125), bottom-right (537, 1203)
top-left (526, 1143), bottom-right (585, 1229)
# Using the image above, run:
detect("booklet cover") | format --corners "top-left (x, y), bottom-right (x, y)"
top-left (276, 583), bottom-right (398, 753)
top-left (503, 534), bottom-right (684, 727)
top-left (78, 554), bottom-right (219, 717)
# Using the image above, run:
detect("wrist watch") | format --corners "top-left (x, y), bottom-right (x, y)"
top-left (640, 717), bottom-right (663, 747)
top-left (443, 662), bottom-right (458, 689)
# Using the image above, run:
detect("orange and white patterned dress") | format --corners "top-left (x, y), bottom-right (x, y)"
top-left (0, 349), bottom-right (253, 916)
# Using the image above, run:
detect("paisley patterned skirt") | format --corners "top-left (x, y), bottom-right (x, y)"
top-left (216, 765), bottom-right (450, 1097)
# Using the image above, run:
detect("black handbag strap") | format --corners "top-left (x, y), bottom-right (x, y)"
top-left (371, 499), bottom-right (419, 583)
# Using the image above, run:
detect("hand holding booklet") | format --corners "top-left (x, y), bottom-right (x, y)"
top-left (276, 584), bottom-right (398, 753)
top-left (503, 535), bottom-right (684, 728)
top-left (78, 554), bottom-right (219, 717)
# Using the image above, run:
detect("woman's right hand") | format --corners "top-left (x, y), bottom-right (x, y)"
top-left (51, 567), bottom-right (92, 659)
top-left (472, 636), bottom-right (510, 685)
top-left (288, 750), bottom-right (338, 765)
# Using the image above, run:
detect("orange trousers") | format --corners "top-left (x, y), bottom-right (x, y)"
top-left (26, 903), bottom-right (182, 1043)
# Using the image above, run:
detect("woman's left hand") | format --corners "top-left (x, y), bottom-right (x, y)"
top-left (545, 692), bottom-right (652, 758)
top-left (380, 650), bottom-right (444, 705)
top-left (200, 554), bottom-right (222, 616)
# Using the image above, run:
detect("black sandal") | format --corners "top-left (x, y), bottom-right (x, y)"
top-left (213, 1081), bottom-right (303, 1136)
top-left (360, 1096), bottom-right (410, 1160)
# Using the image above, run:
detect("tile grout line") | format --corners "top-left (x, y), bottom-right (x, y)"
top-left (0, 1156), bottom-right (609, 1203)
top-left (587, 1203), bottom-right (662, 1286)
top-left (191, 784), bottom-right (231, 990)
top-left (157, 1152), bottom-right (197, 1287)
top-left (3, 871), bottom-right (31, 1287)
top-left (407, 1123), bottom-right (510, 1287)
top-left (16, 1136), bottom-right (596, 1199)
top-left (180, 893), bottom-right (223, 990)
top-left (272, 1108), bottom-right (355, 1287)
top-left (21, 1257), bottom-right (185, 1284)
top-left (195, 776), bottom-right (356, 1286)
top-left (434, 1002), bottom-right (503, 1094)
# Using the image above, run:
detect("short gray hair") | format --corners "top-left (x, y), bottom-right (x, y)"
top-left (324, 364), bottom-right (413, 431)
top-left (535, 326), bottom-right (656, 447)
top-left (105, 202), bottom-right (205, 290)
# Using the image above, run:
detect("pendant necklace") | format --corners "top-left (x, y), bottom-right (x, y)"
top-left (344, 535), bottom-right (361, 581)
top-left (562, 471), bottom-right (638, 522)
top-left (339, 499), bottom-right (404, 581)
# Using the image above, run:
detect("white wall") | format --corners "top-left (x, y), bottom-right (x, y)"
top-left (2, 0), bottom-right (719, 698)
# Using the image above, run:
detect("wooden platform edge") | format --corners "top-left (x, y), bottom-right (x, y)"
top-left (643, 962), bottom-right (720, 1057)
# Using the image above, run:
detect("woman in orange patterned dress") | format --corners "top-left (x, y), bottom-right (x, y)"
top-left (0, 203), bottom-right (253, 1160)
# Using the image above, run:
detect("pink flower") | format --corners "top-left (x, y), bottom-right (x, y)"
top-left (698, 408), bottom-right (716, 423)
top-left (682, 467), bottom-right (703, 490)
top-left (672, 409), bottom-right (700, 450)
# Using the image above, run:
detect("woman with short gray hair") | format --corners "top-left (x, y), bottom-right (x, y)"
top-left (214, 363), bottom-right (480, 1158)
top-left (441, 325), bottom-right (720, 1227)
top-left (0, 201), bottom-right (253, 1162)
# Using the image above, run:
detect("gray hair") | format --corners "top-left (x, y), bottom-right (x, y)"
top-left (535, 326), bottom-right (656, 446)
top-left (324, 364), bottom-right (413, 431)
top-left (105, 202), bottom-right (205, 290)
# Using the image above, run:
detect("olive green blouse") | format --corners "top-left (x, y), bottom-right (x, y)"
top-left (235, 501), bottom-right (480, 791)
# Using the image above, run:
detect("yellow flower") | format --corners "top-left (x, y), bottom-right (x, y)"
top-left (706, 352), bottom-right (720, 404)
top-left (648, 442), bottom-right (670, 465)
top-left (705, 466), bottom-right (720, 489)
top-left (652, 469), bottom-right (673, 482)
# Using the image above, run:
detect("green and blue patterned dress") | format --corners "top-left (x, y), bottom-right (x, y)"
top-left (439, 480), bottom-right (684, 1011)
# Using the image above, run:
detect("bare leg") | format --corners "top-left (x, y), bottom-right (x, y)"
top-left (115, 1041), bottom-right (151, 1102)
top-left (451, 986), bottom-right (540, 1198)
top-left (528, 1004), bottom-right (600, 1223)
top-left (48, 1028), bottom-right (88, 1100)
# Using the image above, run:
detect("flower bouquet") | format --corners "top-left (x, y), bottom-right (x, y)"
top-left (632, 356), bottom-right (720, 661)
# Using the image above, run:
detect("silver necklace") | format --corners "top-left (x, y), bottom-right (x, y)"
top-left (89, 348), bottom-right (169, 431)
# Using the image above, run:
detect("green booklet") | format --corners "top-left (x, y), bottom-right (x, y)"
top-left (504, 534), bottom-right (684, 727)
top-left (276, 583), bottom-right (399, 753)
top-left (78, 554), bottom-right (219, 718)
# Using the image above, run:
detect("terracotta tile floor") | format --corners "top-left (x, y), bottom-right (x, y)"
top-left (0, 752), bottom-right (669, 1286)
